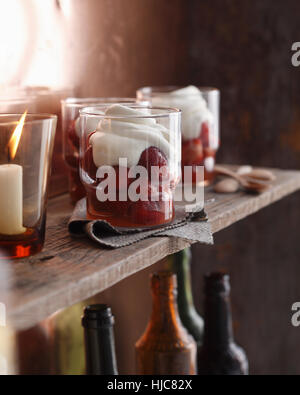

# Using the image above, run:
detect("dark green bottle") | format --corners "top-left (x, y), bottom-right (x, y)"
top-left (82, 304), bottom-right (118, 375)
top-left (169, 248), bottom-right (204, 346)
top-left (197, 273), bottom-right (249, 375)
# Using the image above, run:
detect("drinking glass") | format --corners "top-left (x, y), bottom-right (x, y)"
top-left (62, 98), bottom-right (144, 204)
top-left (79, 105), bottom-right (181, 228)
top-left (137, 86), bottom-right (220, 185)
top-left (0, 113), bottom-right (57, 258)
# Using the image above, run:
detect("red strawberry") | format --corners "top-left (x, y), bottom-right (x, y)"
top-left (138, 147), bottom-right (169, 180)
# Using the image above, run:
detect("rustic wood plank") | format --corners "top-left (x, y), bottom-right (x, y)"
top-left (2, 167), bottom-right (300, 330)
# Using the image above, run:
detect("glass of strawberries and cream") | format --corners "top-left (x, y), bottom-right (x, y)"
top-left (61, 98), bottom-right (144, 204)
top-left (137, 86), bottom-right (220, 185)
top-left (79, 104), bottom-right (181, 228)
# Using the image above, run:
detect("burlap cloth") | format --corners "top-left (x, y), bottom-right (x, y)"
top-left (68, 198), bottom-right (213, 248)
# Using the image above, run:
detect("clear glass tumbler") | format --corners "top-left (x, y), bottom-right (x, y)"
top-left (137, 86), bottom-right (220, 185)
top-left (79, 104), bottom-right (181, 228)
top-left (62, 98), bottom-right (144, 204)
top-left (0, 113), bottom-right (57, 259)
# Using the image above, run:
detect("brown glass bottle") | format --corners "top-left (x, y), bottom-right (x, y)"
top-left (197, 273), bottom-right (249, 375)
top-left (135, 271), bottom-right (197, 375)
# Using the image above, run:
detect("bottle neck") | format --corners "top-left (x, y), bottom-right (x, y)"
top-left (84, 324), bottom-right (118, 375)
top-left (174, 249), bottom-right (197, 316)
top-left (203, 292), bottom-right (234, 349)
top-left (149, 290), bottom-right (180, 332)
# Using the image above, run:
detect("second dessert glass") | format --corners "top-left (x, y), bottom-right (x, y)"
top-left (62, 98), bottom-right (143, 204)
top-left (137, 86), bottom-right (220, 185)
top-left (79, 104), bottom-right (181, 228)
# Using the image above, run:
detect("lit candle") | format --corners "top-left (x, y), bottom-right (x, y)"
top-left (0, 112), bottom-right (27, 235)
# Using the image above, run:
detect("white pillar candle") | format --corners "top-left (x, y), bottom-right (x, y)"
top-left (0, 164), bottom-right (25, 235)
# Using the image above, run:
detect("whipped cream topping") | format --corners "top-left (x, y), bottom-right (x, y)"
top-left (152, 85), bottom-right (213, 141)
top-left (90, 105), bottom-right (174, 169)
top-left (75, 116), bottom-right (99, 137)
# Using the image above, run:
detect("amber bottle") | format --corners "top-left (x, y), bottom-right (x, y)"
top-left (197, 273), bottom-right (249, 375)
top-left (135, 271), bottom-right (197, 375)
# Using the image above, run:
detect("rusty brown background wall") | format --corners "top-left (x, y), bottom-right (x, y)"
top-left (64, 0), bottom-right (189, 96)
top-left (3, 0), bottom-right (189, 93)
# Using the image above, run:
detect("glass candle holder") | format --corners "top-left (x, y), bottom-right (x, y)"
top-left (79, 104), bottom-right (181, 228)
top-left (61, 98), bottom-right (144, 204)
top-left (0, 113), bottom-right (57, 259)
top-left (137, 86), bottom-right (220, 185)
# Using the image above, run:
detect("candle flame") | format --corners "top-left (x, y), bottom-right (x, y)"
top-left (8, 111), bottom-right (27, 160)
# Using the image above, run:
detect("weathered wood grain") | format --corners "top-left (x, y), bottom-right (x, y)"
top-left (1, 167), bottom-right (300, 330)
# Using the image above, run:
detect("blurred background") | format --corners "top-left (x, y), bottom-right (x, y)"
top-left (1, 0), bottom-right (300, 374)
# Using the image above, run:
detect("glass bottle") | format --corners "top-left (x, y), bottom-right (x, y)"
top-left (170, 248), bottom-right (204, 346)
top-left (135, 271), bottom-right (197, 375)
top-left (197, 273), bottom-right (248, 375)
top-left (82, 304), bottom-right (118, 375)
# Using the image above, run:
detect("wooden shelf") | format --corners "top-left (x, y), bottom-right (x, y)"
top-left (2, 167), bottom-right (300, 330)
